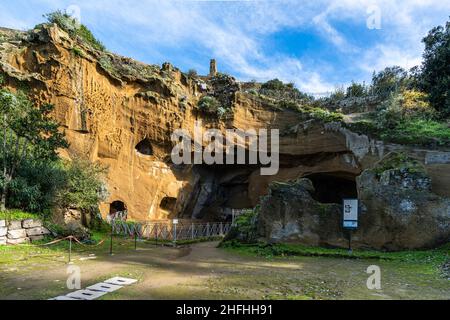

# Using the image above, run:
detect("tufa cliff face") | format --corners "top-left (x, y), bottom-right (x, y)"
top-left (1, 24), bottom-right (450, 228)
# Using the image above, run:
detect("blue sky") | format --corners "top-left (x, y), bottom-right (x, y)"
top-left (0, 0), bottom-right (449, 95)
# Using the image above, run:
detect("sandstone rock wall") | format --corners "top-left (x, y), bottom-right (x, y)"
top-left (2, 24), bottom-right (450, 226)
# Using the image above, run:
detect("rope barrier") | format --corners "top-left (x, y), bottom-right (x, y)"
top-left (37, 235), bottom-right (106, 247)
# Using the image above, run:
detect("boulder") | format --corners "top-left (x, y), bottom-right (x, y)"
top-left (0, 236), bottom-right (6, 245)
top-left (22, 219), bottom-right (43, 229)
top-left (7, 229), bottom-right (27, 239)
top-left (257, 178), bottom-right (347, 247)
top-left (26, 227), bottom-right (50, 237)
top-left (0, 220), bottom-right (5, 227)
top-left (7, 220), bottom-right (22, 230)
top-left (0, 227), bottom-right (7, 237)
top-left (7, 237), bottom-right (30, 245)
top-left (356, 170), bottom-right (450, 250)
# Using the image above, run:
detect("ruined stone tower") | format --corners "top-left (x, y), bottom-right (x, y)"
top-left (209, 59), bottom-right (217, 77)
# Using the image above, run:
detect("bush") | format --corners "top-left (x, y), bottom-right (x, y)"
top-left (57, 158), bottom-right (109, 211)
top-left (222, 209), bottom-right (259, 244)
top-left (370, 66), bottom-right (410, 99)
top-left (187, 69), bottom-right (198, 78)
top-left (329, 86), bottom-right (346, 101)
top-left (260, 79), bottom-right (314, 104)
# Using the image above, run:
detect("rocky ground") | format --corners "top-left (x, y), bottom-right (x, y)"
top-left (0, 239), bottom-right (448, 300)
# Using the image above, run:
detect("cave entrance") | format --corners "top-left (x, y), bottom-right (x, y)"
top-left (110, 201), bottom-right (127, 214)
top-left (160, 197), bottom-right (177, 213)
top-left (304, 173), bottom-right (357, 204)
top-left (135, 138), bottom-right (153, 156)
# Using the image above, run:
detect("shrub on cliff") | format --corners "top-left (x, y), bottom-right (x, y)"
top-left (197, 96), bottom-right (222, 114)
top-left (44, 10), bottom-right (105, 51)
top-left (260, 79), bottom-right (314, 105)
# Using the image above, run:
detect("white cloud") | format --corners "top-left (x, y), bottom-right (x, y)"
top-left (360, 44), bottom-right (423, 74)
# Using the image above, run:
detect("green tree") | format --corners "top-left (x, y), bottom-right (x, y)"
top-left (420, 18), bottom-right (450, 117)
top-left (371, 66), bottom-right (409, 98)
top-left (0, 89), bottom-right (68, 211)
top-left (346, 81), bottom-right (367, 98)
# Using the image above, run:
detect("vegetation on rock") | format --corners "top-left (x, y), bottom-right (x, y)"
top-left (44, 10), bottom-right (105, 51)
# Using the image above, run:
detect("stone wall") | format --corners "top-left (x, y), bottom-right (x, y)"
top-left (0, 219), bottom-right (50, 245)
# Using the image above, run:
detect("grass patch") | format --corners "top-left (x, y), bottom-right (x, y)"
top-left (0, 209), bottom-right (39, 221)
top-left (71, 46), bottom-right (85, 58)
top-left (347, 116), bottom-right (450, 147)
top-left (221, 241), bottom-right (450, 269)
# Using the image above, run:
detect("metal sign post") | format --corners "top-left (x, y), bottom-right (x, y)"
top-left (173, 219), bottom-right (179, 247)
top-left (68, 236), bottom-right (72, 263)
top-left (110, 221), bottom-right (114, 255)
top-left (343, 199), bottom-right (359, 253)
top-left (134, 232), bottom-right (138, 250)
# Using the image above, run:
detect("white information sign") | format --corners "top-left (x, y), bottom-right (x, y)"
top-left (343, 199), bottom-right (358, 229)
top-left (173, 219), bottom-right (179, 225)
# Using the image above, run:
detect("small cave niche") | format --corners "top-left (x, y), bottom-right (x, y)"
top-left (110, 200), bottom-right (127, 215)
top-left (304, 173), bottom-right (358, 204)
top-left (160, 197), bottom-right (177, 212)
top-left (135, 138), bottom-right (153, 156)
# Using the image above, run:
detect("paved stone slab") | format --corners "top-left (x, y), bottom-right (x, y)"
top-left (26, 227), bottom-right (50, 237)
top-left (0, 220), bottom-right (5, 227)
top-left (29, 235), bottom-right (45, 242)
top-left (86, 282), bottom-right (123, 293)
top-left (7, 220), bottom-right (22, 230)
top-left (7, 237), bottom-right (29, 245)
top-left (104, 277), bottom-right (138, 286)
top-left (66, 289), bottom-right (108, 300)
top-left (7, 229), bottom-right (27, 239)
top-left (22, 219), bottom-right (43, 229)
top-left (0, 227), bottom-right (7, 237)
top-left (49, 296), bottom-right (81, 300)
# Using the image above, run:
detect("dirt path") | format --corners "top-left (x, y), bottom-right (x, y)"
top-left (0, 241), bottom-right (449, 300)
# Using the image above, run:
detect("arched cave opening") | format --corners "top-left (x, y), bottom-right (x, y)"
top-left (304, 173), bottom-right (358, 204)
top-left (160, 197), bottom-right (177, 212)
top-left (110, 200), bottom-right (127, 215)
top-left (135, 138), bottom-right (153, 156)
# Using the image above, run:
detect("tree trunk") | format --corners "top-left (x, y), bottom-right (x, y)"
top-left (0, 188), bottom-right (6, 212)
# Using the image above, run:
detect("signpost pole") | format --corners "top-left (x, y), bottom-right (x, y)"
top-left (173, 219), bottom-right (178, 247)
top-left (110, 221), bottom-right (114, 255)
top-left (134, 231), bottom-right (137, 250)
top-left (68, 236), bottom-right (72, 263)
top-left (348, 230), bottom-right (352, 253)
top-left (343, 199), bottom-right (358, 254)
